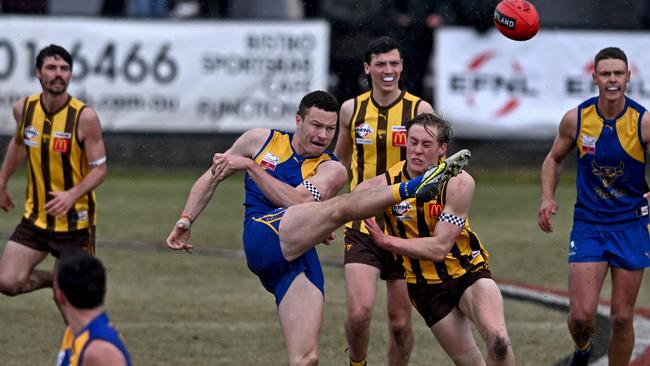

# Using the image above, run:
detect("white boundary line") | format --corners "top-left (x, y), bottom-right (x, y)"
top-left (498, 282), bottom-right (650, 365)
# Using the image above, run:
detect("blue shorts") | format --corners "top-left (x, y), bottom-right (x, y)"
top-left (243, 208), bottom-right (324, 306)
top-left (569, 219), bottom-right (650, 270)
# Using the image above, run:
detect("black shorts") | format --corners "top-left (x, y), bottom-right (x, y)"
top-left (9, 218), bottom-right (95, 257)
top-left (408, 267), bottom-right (492, 327)
top-left (343, 227), bottom-right (405, 281)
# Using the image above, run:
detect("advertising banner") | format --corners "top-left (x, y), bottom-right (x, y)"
top-left (435, 28), bottom-right (650, 138)
top-left (0, 17), bottom-right (329, 133)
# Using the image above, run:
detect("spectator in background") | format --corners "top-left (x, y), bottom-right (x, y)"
top-left (128, 0), bottom-right (168, 17)
top-left (320, 0), bottom-right (394, 103)
top-left (455, 0), bottom-right (499, 33)
top-left (389, 0), bottom-right (457, 101)
top-left (1, 0), bottom-right (48, 14)
top-left (101, 0), bottom-right (125, 16)
top-left (197, 0), bottom-right (229, 17)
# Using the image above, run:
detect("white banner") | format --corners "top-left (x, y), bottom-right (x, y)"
top-left (0, 16), bottom-right (329, 133)
top-left (435, 28), bottom-right (650, 139)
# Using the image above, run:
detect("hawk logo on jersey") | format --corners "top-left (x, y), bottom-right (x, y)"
top-left (52, 131), bottom-right (71, 154)
top-left (355, 123), bottom-right (373, 145)
top-left (582, 135), bottom-right (596, 155)
top-left (260, 152), bottom-right (280, 171)
top-left (24, 126), bottom-right (39, 147)
top-left (75, 210), bottom-right (89, 222)
top-left (391, 126), bottom-right (407, 147)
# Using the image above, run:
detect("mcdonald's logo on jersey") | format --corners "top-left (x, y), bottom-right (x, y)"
top-left (52, 131), bottom-right (72, 154)
top-left (391, 126), bottom-right (407, 147)
top-left (428, 203), bottom-right (444, 219)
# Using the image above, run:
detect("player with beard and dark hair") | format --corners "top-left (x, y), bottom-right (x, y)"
top-left (0, 44), bottom-right (107, 305)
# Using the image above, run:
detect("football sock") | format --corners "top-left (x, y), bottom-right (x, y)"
top-left (349, 356), bottom-right (368, 366)
top-left (576, 340), bottom-right (592, 352)
top-left (392, 175), bottom-right (424, 201)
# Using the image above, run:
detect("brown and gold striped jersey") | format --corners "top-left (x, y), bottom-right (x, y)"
top-left (19, 93), bottom-right (96, 232)
top-left (383, 161), bottom-right (489, 284)
top-left (346, 90), bottom-right (423, 232)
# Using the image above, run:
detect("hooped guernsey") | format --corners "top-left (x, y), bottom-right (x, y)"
top-left (383, 161), bottom-right (490, 284)
top-left (19, 93), bottom-right (96, 232)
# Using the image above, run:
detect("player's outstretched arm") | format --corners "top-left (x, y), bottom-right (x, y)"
top-left (538, 108), bottom-right (576, 233)
top-left (168, 128), bottom-right (270, 253)
top-left (46, 107), bottom-right (107, 217)
top-left (366, 172), bottom-right (473, 261)
top-left (0, 98), bottom-right (28, 212)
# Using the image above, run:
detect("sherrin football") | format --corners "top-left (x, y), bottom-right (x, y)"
top-left (494, 0), bottom-right (539, 41)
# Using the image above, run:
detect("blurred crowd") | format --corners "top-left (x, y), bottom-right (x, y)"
top-left (0, 0), bottom-right (501, 103)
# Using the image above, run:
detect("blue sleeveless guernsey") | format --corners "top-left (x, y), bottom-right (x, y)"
top-left (574, 96), bottom-right (649, 226)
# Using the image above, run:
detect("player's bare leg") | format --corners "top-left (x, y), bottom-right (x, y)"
top-left (279, 186), bottom-right (400, 262)
top-left (280, 150), bottom-right (471, 261)
top-left (278, 273), bottom-right (323, 366)
top-left (344, 263), bottom-right (379, 364)
top-left (386, 279), bottom-right (413, 365)
top-left (566, 262), bottom-right (608, 364)
top-left (459, 278), bottom-right (514, 365)
top-left (431, 307), bottom-right (484, 366)
top-left (0, 241), bottom-right (51, 296)
top-left (607, 267), bottom-right (644, 365)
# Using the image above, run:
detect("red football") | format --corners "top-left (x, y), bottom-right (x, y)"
top-left (494, 0), bottom-right (539, 41)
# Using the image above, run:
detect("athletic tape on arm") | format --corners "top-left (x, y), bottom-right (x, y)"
top-left (438, 212), bottom-right (465, 228)
top-left (301, 180), bottom-right (321, 202)
top-left (89, 156), bottom-right (107, 167)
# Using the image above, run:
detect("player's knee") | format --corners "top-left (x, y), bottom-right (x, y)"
top-left (610, 312), bottom-right (633, 333)
top-left (388, 316), bottom-right (412, 343)
top-left (489, 335), bottom-right (510, 361)
top-left (348, 303), bottom-right (372, 324)
top-left (0, 275), bottom-right (24, 296)
top-left (569, 314), bottom-right (594, 332)
top-left (450, 346), bottom-right (483, 366)
top-left (348, 305), bottom-right (373, 328)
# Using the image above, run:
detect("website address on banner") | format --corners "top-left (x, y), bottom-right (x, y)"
top-left (196, 98), bottom-right (295, 120)
top-left (75, 90), bottom-right (179, 112)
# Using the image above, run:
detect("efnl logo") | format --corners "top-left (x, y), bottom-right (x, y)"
top-left (449, 50), bottom-right (537, 118)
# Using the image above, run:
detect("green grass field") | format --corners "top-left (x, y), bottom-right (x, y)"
top-left (0, 168), bottom-right (648, 365)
